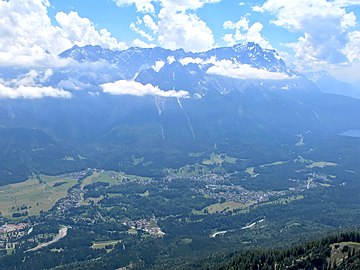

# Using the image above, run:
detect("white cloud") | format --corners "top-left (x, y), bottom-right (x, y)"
top-left (328, 61), bottom-right (360, 83)
top-left (55, 11), bottom-right (127, 50)
top-left (118, 0), bottom-right (219, 52)
top-left (177, 56), bottom-right (219, 66)
top-left (143, 15), bottom-right (158, 33)
top-left (159, 0), bottom-right (221, 11)
top-left (130, 22), bottom-right (154, 41)
top-left (0, 68), bottom-right (71, 99)
top-left (167, 56), bottom-right (176, 64)
top-left (158, 11), bottom-right (215, 52)
top-left (128, 15), bottom-right (156, 46)
top-left (152, 61), bottom-right (165, 72)
top-left (343, 31), bottom-right (360, 62)
top-left (334, 0), bottom-right (360, 7)
top-left (224, 17), bottom-right (249, 30)
top-left (132, 38), bottom-right (156, 48)
top-left (0, 70), bottom-right (71, 99)
top-left (101, 80), bottom-right (189, 98)
top-left (207, 60), bottom-right (291, 80)
top-left (7, 69), bottom-right (55, 89)
top-left (112, 0), bottom-right (155, 13)
top-left (253, 0), bottom-right (359, 65)
top-left (179, 57), bottom-right (291, 80)
top-left (180, 56), bottom-right (214, 66)
top-left (0, 84), bottom-right (71, 99)
top-left (223, 17), bottom-right (273, 49)
top-left (0, 0), bottom-right (127, 67)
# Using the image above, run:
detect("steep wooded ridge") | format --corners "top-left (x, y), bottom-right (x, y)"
top-left (214, 231), bottom-right (360, 270)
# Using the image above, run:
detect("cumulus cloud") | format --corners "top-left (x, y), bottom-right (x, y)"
top-left (55, 11), bottom-right (127, 50)
top-left (132, 38), bottom-right (156, 48)
top-left (130, 21), bottom-right (155, 41)
top-left (343, 31), bottom-right (360, 63)
top-left (0, 84), bottom-right (71, 99)
top-left (0, 0), bottom-right (127, 67)
top-left (143, 15), bottom-right (158, 33)
top-left (112, 0), bottom-right (155, 13)
top-left (159, 0), bottom-right (221, 11)
top-left (223, 17), bottom-right (273, 49)
top-left (123, 0), bottom-right (218, 52)
top-left (0, 69), bottom-right (71, 99)
top-left (157, 11), bottom-right (215, 52)
top-left (253, 0), bottom-right (359, 66)
top-left (101, 80), bottom-right (189, 98)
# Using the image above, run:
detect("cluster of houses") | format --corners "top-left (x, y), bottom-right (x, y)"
top-left (57, 169), bottom-right (92, 180)
top-left (0, 223), bottom-right (29, 234)
top-left (103, 170), bottom-right (151, 185)
top-left (0, 223), bottom-right (30, 250)
top-left (124, 219), bottom-right (165, 238)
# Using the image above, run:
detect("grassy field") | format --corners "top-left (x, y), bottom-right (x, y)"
top-left (139, 190), bottom-right (150, 197)
top-left (260, 161), bottom-right (288, 168)
top-left (128, 228), bottom-right (138, 235)
top-left (61, 156), bottom-right (75, 161)
top-left (259, 195), bottom-right (305, 207)
top-left (180, 238), bottom-right (193, 244)
top-left (91, 240), bottom-right (121, 250)
top-left (165, 164), bottom-right (210, 178)
top-left (0, 175), bottom-right (78, 218)
top-left (132, 156), bottom-right (144, 166)
top-left (307, 161), bottom-right (338, 169)
top-left (202, 153), bottom-right (237, 165)
top-left (81, 170), bottom-right (151, 188)
top-left (82, 195), bottom-right (104, 206)
top-left (81, 171), bottom-right (115, 188)
top-left (245, 167), bottom-right (258, 178)
top-left (188, 152), bottom-right (203, 157)
top-left (201, 201), bottom-right (253, 214)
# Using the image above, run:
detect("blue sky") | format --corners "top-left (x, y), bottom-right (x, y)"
top-left (0, 0), bottom-right (360, 82)
top-left (46, 0), bottom-right (299, 49)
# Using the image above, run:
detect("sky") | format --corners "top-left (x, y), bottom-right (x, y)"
top-left (0, 0), bottom-right (360, 82)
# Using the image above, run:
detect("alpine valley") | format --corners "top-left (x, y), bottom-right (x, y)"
top-left (0, 43), bottom-right (360, 270)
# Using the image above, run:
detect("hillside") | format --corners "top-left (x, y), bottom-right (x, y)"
top-left (213, 231), bottom-right (360, 270)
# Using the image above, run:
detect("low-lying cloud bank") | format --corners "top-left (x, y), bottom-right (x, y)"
top-left (0, 83), bottom-right (71, 99)
top-left (101, 80), bottom-right (189, 98)
top-left (0, 70), bottom-right (71, 99)
top-left (180, 57), bottom-right (292, 80)
top-left (207, 60), bottom-right (291, 80)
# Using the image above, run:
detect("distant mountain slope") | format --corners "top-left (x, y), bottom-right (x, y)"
top-left (306, 71), bottom-right (360, 99)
